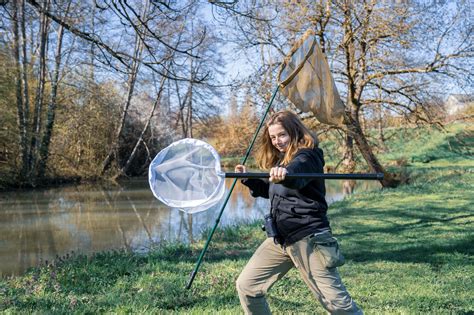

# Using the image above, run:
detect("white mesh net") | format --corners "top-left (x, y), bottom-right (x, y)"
top-left (148, 138), bottom-right (226, 214)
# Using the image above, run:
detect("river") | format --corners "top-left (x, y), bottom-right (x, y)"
top-left (0, 178), bottom-right (380, 277)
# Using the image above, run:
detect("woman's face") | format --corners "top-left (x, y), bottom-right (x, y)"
top-left (268, 123), bottom-right (290, 153)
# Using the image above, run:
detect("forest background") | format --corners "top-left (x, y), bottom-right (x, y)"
top-left (0, 0), bottom-right (472, 190)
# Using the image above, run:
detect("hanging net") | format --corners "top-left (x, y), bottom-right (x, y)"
top-left (278, 29), bottom-right (345, 126)
top-left (148, 138), bottom-right (226, 214)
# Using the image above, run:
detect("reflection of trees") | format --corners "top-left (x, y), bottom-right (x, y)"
top-left (1, 188), bottom-right (73, 276)
top-left (342, 180), bottom-right (356, 196)
top-left (325, 180), bottom-right (382, 205)
top-left (227, 180), bottom-right (264, 217)
top-left (177, 211), bottom-right (194, 243)
top-left (100, 186), bottom-right (131, 250)
top-left (0, 181), bottom-right (172, 276)
top-left (15, 192), bottom-right (58, 276)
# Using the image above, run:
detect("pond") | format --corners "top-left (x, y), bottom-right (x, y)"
top-left (0, 178), bottom-right (380, 277)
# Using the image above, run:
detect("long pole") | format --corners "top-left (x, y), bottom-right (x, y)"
top-left (225, 173), bottom-right (384, 180)
top-left (185, 86), bottom-right (280, 290)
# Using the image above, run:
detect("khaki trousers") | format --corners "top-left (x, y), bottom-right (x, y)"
top-left (236, 235), bottom-right (362, 315)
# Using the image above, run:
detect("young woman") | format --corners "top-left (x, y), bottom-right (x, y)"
top-left (235, 110), bottom-right (362, 315)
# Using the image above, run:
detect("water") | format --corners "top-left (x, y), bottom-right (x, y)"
top-left (0, 178), bottom-right (380, 277)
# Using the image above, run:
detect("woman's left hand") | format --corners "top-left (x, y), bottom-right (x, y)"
top-left (269, 166), bottom-right (287, 183)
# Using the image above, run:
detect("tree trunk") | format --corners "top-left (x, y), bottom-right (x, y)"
top-left (37, 1), bottom-right (70, 178)
top-left (20, 0), bottom-right (31, 178)
top-left (120, 76), bottom-right (166, 176)
top-left (376, 103), bottom-right (387, 151)
top-left (346, 115), bottom-right (399, 188)
top-left (27, 0), bottom-right (50, 183)
top-left (179, 85), bottom-right (191, 137)
top-left (341, 133), bottom-right (355, 173)
top-left (12, 0), bottom-right (29, 180)
top-left (101, 22), bottom-right (144, 175)
top-left (184, 59), bottom-right (196, 138)
top-left (341, 2), bottom-right (398, 188)
top-left (88, 3), bottom-right (95, 83)
top-left (186, 85), bottom-right (193, 138)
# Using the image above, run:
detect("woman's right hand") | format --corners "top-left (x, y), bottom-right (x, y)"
top-left (235, 164), bottom-right (246, 173)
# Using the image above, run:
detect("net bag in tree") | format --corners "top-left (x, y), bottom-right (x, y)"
top-left (278, 29), bottom-right (345, 126)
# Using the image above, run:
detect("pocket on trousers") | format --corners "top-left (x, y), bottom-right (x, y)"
top-left (312, 233), bottom-right (345, 269)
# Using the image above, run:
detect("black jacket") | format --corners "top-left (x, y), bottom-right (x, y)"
top-left (242, 147), bottom-right (329, 245)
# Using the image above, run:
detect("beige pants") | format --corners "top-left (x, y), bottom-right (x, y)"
top-left (236, 235), bottom-right (362, 315)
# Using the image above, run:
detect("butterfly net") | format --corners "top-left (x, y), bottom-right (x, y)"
top-left (278, 29), bottom-right (345, 126)
top-left (148, 138), bottom-right (226, 214)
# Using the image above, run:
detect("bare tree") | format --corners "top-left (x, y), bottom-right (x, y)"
top-left (11, 0), bottom-right (29, 177)
top-left (211, 0), bottom-right (473, 187)
top-left (120, 74), bottom-right (167, 176)
top-left (100, 0), bottom-right (150, 175)
top-left (26, 0), bottom-right (50, 181)
top-left (37, 0), bottom-right (72, 178)
top-left (169, 8), bottom-right (226, 139)
top-left (334, 1), bottom-right (472, 186)
top-left (2, 0), bottom-right (227, 181)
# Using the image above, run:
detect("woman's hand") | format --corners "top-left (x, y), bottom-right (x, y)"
top-left (235, 164), bottom-right (246, 173)
top-left (269, 166), bottom-right (287, 183)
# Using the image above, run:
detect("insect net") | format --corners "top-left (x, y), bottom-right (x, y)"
top-left (278, 29), bottom-right (345, 126)
top-left (148, 138), bottom-right (226, 214)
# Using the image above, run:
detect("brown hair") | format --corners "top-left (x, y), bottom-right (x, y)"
top-left (256, 110), bottom-right (317, 169)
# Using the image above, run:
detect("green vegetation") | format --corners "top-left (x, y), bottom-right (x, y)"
top-left (379, 124), bottom-right (473, 164)
top-left (320, 123), bottom-right (473, 172)
top-left (1, 124), bottom-right (473, 314)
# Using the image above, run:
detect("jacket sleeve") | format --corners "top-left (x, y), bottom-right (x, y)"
top-left (241, 178), bottom-right (270, 199)
top-left (281, 149), bottom-right (324, 190)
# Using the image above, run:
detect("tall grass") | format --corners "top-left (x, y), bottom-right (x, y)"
top-left (1, 124), bottom-right (472, 314)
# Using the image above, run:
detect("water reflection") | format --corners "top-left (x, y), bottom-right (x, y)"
top-left (0, 178), bottom-right (380, 277)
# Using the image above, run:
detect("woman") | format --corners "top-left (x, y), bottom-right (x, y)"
top-left (235, 110), bottom-right (362, 315)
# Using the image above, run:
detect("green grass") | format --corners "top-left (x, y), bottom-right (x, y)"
top-left (380, 123), bottom-right (473, 164)
top-left (1, 123), bottom-right (473, 314)
top-left (320, 123), bottom-right (473, 172)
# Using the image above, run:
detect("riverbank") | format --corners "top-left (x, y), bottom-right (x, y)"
top-left (1, 154), bottom-right (472, 313)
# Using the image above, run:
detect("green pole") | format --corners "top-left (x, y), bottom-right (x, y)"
top-left (185, 86), bottom-right (279, 290)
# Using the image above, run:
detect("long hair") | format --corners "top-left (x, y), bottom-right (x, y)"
top-left (256, 110), bottom-right (318, 169)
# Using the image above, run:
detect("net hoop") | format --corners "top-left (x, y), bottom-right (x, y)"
top-left (278, 29), bottom-right (316, 88)
top-left (148, 138), bottom-right (226, 214)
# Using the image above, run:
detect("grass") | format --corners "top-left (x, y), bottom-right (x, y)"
top-left (1, 123), bottom-right (473, 314)
top-left (380, 123), bottom-right (473, 163)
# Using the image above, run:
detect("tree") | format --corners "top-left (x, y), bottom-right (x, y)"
top-left (0, 44), bottom-right (18, 180)
top-left (37, 0), bottom-right (72, 178)
top-left (1, 0), bottom-right (227, 183)
top-left (169, 10), bottom-right (226, 140)
top-left (211, 0), bottom-right (473, 187)
top-left (100, 0), bottom-right (150, 175)
top-left (212, 87), bottom-right (259, 157)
